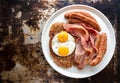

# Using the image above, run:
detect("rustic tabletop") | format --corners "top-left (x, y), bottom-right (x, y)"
top-left (0, 0), bottom-right (120, 83)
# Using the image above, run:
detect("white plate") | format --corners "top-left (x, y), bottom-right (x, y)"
top-left (41, 5), bottom-right (116, 78)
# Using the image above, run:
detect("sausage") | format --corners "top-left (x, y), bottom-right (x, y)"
top-left (65, 12), bottom-right (101, 32)
top-left (74, 12), bottom-right (97, 21)
top-left (89, 33), bottom-right (107, 66)
top-left (68, 18), bottom-right (83, 24)
top-left (95, 34), bottom-right (101, 50)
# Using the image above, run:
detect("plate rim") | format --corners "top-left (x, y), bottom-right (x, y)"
top-left (41, 4), bottom-right (116, 78)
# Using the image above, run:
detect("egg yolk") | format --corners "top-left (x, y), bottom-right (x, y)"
top-left (57, 31), bottom-right (68, 42)
top-left (58, 46), bottom-right (69, 56)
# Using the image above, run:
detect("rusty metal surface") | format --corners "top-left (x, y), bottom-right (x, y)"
top-left (0, 0), bottom-right (119, 83)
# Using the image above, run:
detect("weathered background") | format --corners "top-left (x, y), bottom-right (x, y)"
top-left (0, 0), bottom-right (120, 83)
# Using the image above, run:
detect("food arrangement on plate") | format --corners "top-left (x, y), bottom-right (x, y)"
top-left (49, 11), bottom-right (107, 70)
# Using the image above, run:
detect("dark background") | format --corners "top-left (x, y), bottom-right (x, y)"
top-left (0, 0), bottom-right (120, 83)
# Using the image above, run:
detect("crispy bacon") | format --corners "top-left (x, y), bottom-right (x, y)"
top-left (63, 23), bottom-right (98, 69)
top-left (81, 23), bottom-right (98, 53)
top-left (74, 38), bottom-right (87, 69)
top-left (63, 24), bottom-right (89, 39)
top-left (81, 23), bottom-right (98, 37)
top-left (75, 37), bottom-right (94, 69)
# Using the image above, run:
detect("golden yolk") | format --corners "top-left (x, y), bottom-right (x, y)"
top-left (57, 31), bottom-right (68, 42)
top-left (58, 46), bottom-right (69, 56)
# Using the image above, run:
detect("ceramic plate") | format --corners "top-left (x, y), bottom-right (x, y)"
top-left (41, 5), bottom-right (116, 78)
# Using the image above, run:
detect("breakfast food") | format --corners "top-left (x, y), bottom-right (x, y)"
top-left (51, 31), bottom-right (75, 57)
top-left (49, 11), bottom-right (107, 70)
top-left (90, 33), bottom-right (107, 66)
top-left (63, 23), bottom-right (99, 69)
top-left (49, 22), bottom-right (76, 68)
top-left (65, 11), bottom-right (101, 32)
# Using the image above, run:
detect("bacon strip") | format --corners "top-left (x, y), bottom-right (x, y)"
top-left (81, 23), bottom-right (98, 53)
top-left (81, 23), bottom-right (98, 37)
top-left (63, 24), bottom-right (89, 40)
top-left (63, 23), bottom-right (98, 69)
top-left (74, 38), bottom-right (88, 69)
top-left (63, 23), bottom-right (98, 53)
top-left (75, 37), bottom-right (96, 69)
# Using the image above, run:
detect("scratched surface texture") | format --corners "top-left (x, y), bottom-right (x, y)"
top-left (0, 0), bottom-right (120, 83)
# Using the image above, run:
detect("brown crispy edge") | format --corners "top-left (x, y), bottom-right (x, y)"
top-left (49, 22), bottom-right (76, 68)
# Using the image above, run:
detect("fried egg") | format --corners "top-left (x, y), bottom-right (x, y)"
top-left (51, 31), bottom-right (75, 57)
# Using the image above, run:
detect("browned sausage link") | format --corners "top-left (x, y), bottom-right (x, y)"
top-left (74, 12), bottom-right (97, 22)
top-left (65, 12), bottom-right (96, 23)
top-left (65, 12), bottom-right (101, 32)
top-left (90, 33), bottom-right (107, 66)
top-left (68, 18), bottom-right (83, 24)
top-left (95, 34), bottom-right (101, 50)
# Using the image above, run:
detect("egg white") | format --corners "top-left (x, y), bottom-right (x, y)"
top-left (51, 33), bottom-right (75, 56)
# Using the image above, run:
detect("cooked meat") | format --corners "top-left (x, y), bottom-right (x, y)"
top-left (63, 23), bottom-right (98, 69)
top-left (74, 38), bottom-right (91, 69)
top-left (49, 11), bottom-right (107, 69)
top-left (80, 23), bottom-right (98, 38)
top-left (63, 24), bottom-right (89, 39)
top-left (65, 12), bottom-right (101, 32)
top-left (68, 18), bottom-right (83, 24)
top-left (90, 33), bottom-right (107, 66)
top-left (81, 23), bottom-right (98, 53)
top-left (74, 12), bottom-right (97, 21)
top-left (95, 34), bottom-right (101, 50)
